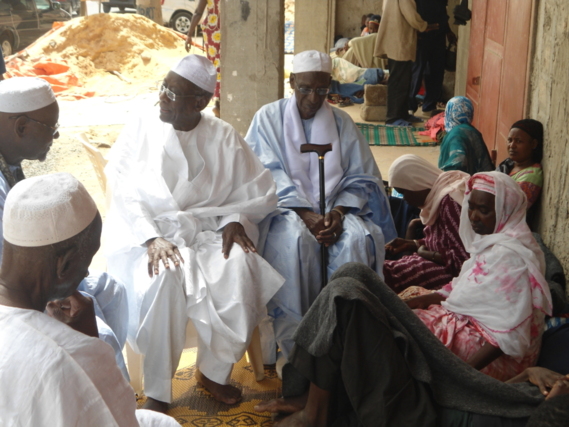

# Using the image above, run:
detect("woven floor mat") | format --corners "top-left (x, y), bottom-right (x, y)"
top-left (137, 349), bottom-right (281, 426)
top-left (356, 122), bottom-right (433, 146)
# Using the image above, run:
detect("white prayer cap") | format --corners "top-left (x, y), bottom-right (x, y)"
top-left (293, 50), bottom-right (332, 74)
top-left (0, 77), bottom-right (56, 113)
top-left (3, 173), bottom-right (98, 247)
top-left (171, 55), bottom-right (216, 94)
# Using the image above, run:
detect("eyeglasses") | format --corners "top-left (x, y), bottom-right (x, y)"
top-left (159, 83), bottom-right (202, 102)
top-left (9, 115), bottom-right (60, 135)
top-left (297, 87), bottom-right (331, 96)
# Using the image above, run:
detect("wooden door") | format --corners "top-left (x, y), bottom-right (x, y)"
top-left (465, 0), bottom-right (534, 164)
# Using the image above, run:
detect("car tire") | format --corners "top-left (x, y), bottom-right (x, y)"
top-left (171, 11), bottom-right (192, 34)
top-left (102, 3), bottom-right (111, 12)
top-left (0, 32), bottom-right (14, 57)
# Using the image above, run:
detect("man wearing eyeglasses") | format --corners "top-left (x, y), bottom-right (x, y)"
top-left (245, 50), bottom-right (397, 375)
top-left (104, 54), bottom-right (284, 412)
top-left (0, 76), bottom-right (131, 381)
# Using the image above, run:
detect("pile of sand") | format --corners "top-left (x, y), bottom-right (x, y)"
top-left (285, 0), bottom-right (294, 21)
top-left (24, 14), bottom-right (194, 97)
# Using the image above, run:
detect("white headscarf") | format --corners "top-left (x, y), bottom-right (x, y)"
top-left (442, 171), bottom-right (552, 357)
top-left (388, 154), bottom-right (469, 225)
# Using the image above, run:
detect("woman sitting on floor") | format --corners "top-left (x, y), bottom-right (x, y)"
top-left (383, 154), bottom-right (470, 293)
top-left (407, 171), bottom-right (551, 381)
top-left (497, 118), bottom-right (544, 210)
top-left (438, 96), bottom-right (494, 175)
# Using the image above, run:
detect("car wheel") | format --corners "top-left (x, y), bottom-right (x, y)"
top-left (102, 3), bottom-right (111, 12)
top-left (0, 33), bottom-right (14, 57)
top-left (172, 11), bottom-right (192, 34)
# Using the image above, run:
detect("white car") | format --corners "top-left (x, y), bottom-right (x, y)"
top-left (162, 0), bottom-right (198, 34)
top-left (101, 0), bottom-right (197, 34)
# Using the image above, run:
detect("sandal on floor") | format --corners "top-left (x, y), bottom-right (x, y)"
top-left (386, 118), bottom-right (412, 127)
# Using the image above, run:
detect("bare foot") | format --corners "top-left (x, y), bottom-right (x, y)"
top-left (254, 394), bottom-right (308, 413)
top-left (196, 369), bottom-right (242, 404)
top-left (273, 410), bottom-right (314, 427)
top-left (142, 397), bottom-right (169, 413)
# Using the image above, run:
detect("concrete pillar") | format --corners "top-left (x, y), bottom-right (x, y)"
top-left (220, 0), bottom-right (284, 136)
top-left (295, 0), bottom-right (335, 53)
top-left (454, 0), bottom-right (472, 96)
top-left (136, 0), bottom-right (163, 26)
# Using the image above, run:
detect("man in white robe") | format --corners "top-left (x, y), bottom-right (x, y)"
top-left (0, 173), bottom-right (178, 427)
top-left (104, 55), bottom-right (284, 411)
top-left (245, 50), bottom-right (397, 366)
top-left (0, 76), bottom-right (129, 378)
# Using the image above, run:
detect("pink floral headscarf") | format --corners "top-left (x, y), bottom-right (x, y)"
top-left (442, 172), bottom-right (552, 358)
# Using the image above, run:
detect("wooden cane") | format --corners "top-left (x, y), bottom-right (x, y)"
top-left (300, 143), bottom-right (333, 289)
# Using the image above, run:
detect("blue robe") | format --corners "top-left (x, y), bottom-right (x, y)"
top-left (245, 98), bottom-right (396, 359)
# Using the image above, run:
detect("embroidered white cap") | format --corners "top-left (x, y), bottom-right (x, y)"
top-left (292, 50), bottom-right (332, 74)
top-left (171, 54), bottom-right (217, 94)
top-left (0, 77), bottom-right (56, 113)
top-left (3, 173), bottom-right (98, 247)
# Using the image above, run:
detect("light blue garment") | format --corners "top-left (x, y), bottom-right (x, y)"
top-left (0, 170), bottom-right (129, 380)
top-left (245, 98), bottom-right (396, 359)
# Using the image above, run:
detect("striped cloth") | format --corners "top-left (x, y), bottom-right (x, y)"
top-left (356, 123), bottom-right (432, 146)
top-left (383, 195), bottom-right (469, 293)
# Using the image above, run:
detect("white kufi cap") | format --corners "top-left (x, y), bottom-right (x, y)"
top-left (293, 50), bottom-right (332, 74)
top-left (3, 173), bottom-right (98, 247)
top-left (171, 55), bottom-right (217, 94)
top-left (0, 77), bottom-right (56, 113)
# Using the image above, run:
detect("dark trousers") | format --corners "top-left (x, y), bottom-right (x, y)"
top-left (408, 32), bottom-right (447, 112)
top-left (289, 298), bottom-right (437, 427)
top-left (386, 59), bottom-right (413, 123)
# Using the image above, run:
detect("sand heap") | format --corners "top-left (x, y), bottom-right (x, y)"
top-left (15, 14), bottom-right (193, 97)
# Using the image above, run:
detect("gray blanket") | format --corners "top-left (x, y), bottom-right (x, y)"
top-left (293, 262), bottom-right (545, 418)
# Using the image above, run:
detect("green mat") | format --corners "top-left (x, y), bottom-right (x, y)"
top-left (356, 123), bottom-right (431, 146)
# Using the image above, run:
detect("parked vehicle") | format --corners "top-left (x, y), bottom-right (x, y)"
top-left (57, 0), bottom-right (79, 15)
top-left (0, 0), bottom-right (71, 56)
top-left (162, 0), bottom-right (197, 34)
top-left (101, 0), bottom-right (197, 34)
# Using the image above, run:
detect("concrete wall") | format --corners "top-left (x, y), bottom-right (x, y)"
top-left (220, 0), bottom-right (284, 136)
top-left (295, 0), bottom-right (335, 53)
top-left (335, 0), bottom-right (382, 40)
top-left (529, 0), bottom-right (569, 277)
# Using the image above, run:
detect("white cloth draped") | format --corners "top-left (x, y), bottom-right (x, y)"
top-left (104, 110), bottom-right (284, 402)
top-left (0, 306), bottom-right (177, 426)
top-left (441, 172), bottom-right (552, 357)
top-left (283, 94), bottom-right (343, 213)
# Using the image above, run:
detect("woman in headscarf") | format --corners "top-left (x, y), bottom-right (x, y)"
top-left (438, 96), bottom-right (494, 175)
top-left (384, 154), bottom-right (470, 292)
top-left (497, 119), bottom-right (544, 209)
top-left (407, 171), bottom-right (552, 380)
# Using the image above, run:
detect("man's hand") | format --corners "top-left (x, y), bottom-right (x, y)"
top-left (222, 222), bottom-right (256, 259)
top-left (46, 291), bottom-right (99, 338)
top-left (425, 23), bottom-right (440, 32)
top-left (294, 209), bottom-right (326, 238)
top-left (317, 210), bottom-right (344, 247)
top-left (385, 238), bottom-right (417, 257)
top-left (147, 237), bottom-right (184, 278)
top-left (405, 292), bottom-right (446, 310)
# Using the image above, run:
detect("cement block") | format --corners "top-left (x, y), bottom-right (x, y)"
top-left (364, 84), bottom-right (387, 106)
top-left (360, 105), bottom-right (387, 122)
